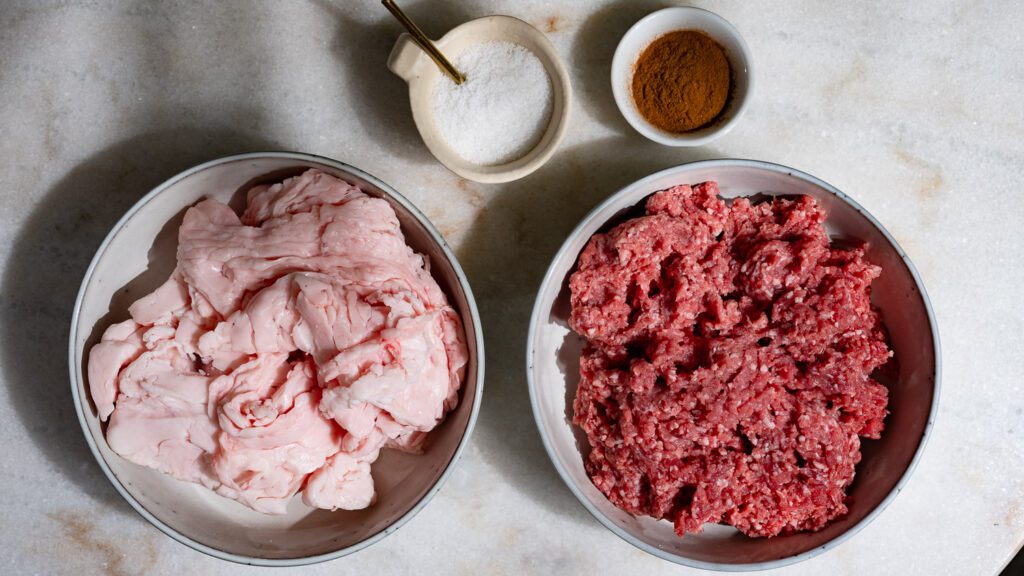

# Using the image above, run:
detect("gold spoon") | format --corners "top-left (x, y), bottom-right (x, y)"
top-left (381, 0), bottom-right (465, 85)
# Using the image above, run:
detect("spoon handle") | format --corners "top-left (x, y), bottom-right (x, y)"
top-left (382, 0), bottom-right (465, 85)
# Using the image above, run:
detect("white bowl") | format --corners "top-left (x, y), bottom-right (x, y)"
top-left (387, 15), bottom-right (572, 183)
top-left (527, 160), bottom-right (940, 570)
top-left (69, 152), bottom-right (484, 565)
top-left (611, 7), bottom-right (754, 146)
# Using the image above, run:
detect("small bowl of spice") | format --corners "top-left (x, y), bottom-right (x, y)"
top-left (611, 7), bottom-right (753, 146)
top-left (388, 15), bottom-right (572, 184)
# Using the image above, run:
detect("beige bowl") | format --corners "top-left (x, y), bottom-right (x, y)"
top-left (387, 16), bottom-right (572, 184)
top-left (69, 152), bottom-right (484, 565)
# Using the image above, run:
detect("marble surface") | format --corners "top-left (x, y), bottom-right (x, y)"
top-left (1, 1), bottom-right (1022, 574)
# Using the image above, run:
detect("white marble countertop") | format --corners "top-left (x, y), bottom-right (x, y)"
top-left (2, 1), bottom-right (1022, 574)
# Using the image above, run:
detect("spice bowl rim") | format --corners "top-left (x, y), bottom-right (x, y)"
top-left (387, 15), bottom-right (572, 184)
top-left (611, 6), bottom-right (754, 147)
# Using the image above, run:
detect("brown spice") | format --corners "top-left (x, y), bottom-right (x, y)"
top-left (631, 30), bottom-right (731, 133)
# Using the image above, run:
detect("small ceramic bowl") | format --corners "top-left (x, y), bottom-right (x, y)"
top-left (387, 15), bottom-right (572, 184)
top-left (528, 160), bottom-right (940, 570)
top-left (69, 152), bottom-right (484, 565)
top-left (611, 7), bottom-right (754, 146)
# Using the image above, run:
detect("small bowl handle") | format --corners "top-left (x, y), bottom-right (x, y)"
top-left (387, 33), bottom-right (422, 82)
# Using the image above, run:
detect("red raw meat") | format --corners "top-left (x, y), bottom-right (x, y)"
top-left (569, 182), bottom-right (890, 538)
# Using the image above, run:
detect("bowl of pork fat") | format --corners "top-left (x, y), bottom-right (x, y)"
top-left (69, 152), bottom-right (484, 565)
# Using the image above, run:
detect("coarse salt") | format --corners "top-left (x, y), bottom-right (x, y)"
top-left (431, 41), bottom-right (553, 166)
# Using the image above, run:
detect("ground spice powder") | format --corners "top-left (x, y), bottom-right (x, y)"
top-left (631, 30), bottom-right (731, 133)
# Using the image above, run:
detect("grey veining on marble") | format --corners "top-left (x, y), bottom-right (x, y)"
top-left (1, 1), bottom-right (1022, 575)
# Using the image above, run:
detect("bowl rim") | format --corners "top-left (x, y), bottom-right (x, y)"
top-left (526, 158), bottom-right (941, 571)
top-left (610, 6), bottom-right (755, 147)
top-left (67, 151), bottom-right (486, 566)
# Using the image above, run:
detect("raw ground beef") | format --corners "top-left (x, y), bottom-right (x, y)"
top-left (569, 181), bottom-right (891, 538)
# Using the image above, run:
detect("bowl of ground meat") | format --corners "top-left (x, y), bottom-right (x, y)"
top-left (527, 159), bottom-right (939, 570)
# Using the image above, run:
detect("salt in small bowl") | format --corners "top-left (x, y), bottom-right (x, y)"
top-left (388, 16), bottom-right (572, 184)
